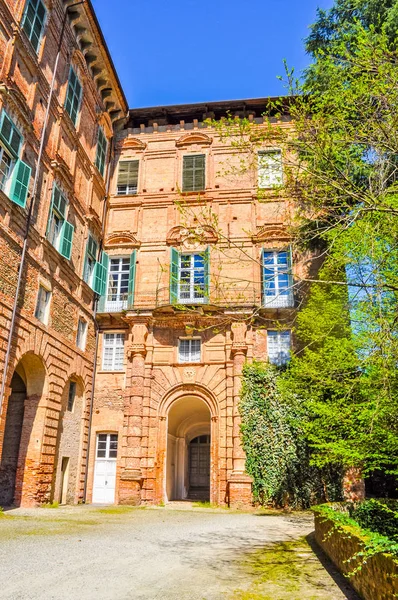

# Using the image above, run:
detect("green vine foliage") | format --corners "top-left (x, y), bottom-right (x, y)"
top-left (313, 503), bottom-right (398, 575)
top-left (239, 361), bottom-right (343, 508)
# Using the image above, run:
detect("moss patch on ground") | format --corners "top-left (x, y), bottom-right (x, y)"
top-left (231, 536), bottom-right (356, 600)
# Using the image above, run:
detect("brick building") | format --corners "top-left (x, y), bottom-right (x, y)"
top-left (0, 0), bottom-right (127, 507)
top-left (0, 1), bottom-right (302, 509)
top-left (87, 101), bottom-right (298, 508)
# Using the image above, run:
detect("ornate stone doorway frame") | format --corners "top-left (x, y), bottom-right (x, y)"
top-left (156, 384), bottom-right (219, 505)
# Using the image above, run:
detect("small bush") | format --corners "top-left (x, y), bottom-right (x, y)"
top-left (349, 499), bottom-right (398, 541)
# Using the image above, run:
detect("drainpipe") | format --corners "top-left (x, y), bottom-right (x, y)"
top-left (0, 0), bottom-right (87, 417)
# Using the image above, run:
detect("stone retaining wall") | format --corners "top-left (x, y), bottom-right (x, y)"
top-left (314, 513), bottom-right (398, 599)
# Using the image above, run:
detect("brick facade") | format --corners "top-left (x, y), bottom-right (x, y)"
top-left (0, 0), bottom-right (126, 507)
top-left (0, 2), bottom-right (318, 509)
top-left (88, 104), bottom-right (300, 507)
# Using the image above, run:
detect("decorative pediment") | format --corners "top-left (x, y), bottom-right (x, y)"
top-left (51, 154), bottom-right (74, 194)
top-left (104, 231), bottom-right (141, 249)
top-left (166, 225), bottom-right (218, 248)
top-left (121, 137), bottom-right (147, 151)
top-left (176, 132), bottom-right (212, 147)
top-left (252, 224), bottom-right (291, 243)
top-left (0, 80), bottom-right (34, 135)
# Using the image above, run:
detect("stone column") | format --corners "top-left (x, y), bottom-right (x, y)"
top-left (119, 322), bottom-right (148, 505)
top-left (228, 322), bottom-right (253, 508)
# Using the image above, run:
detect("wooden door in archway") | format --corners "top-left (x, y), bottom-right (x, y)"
top-left (189, 435), bottom-right (210, 498)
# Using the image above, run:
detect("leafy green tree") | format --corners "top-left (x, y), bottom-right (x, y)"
top-left (211, 9), bottom-right (398, 481)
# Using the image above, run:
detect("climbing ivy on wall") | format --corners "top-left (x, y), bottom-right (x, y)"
top-left (239, 361), bottom-right (342, 508)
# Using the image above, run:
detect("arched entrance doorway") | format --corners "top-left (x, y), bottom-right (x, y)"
top-left (166, 396), bottom-right (211, 501)
top-left (0, 372), bottom-right (26, 506)
top-left (0, 353), bottom-right (47, 506)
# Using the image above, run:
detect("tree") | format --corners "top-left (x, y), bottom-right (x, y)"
top-left (202, 12), bottom-right (398, 481)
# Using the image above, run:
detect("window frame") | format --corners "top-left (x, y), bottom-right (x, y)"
top-left (96, 433), bottom-right (118, 460)
top-left (101, 332), bottom-right (125, 372)
top-left (262, 248), bottom-right (294, 308)
top-left (267, 330), bottom-right (291, 366)
top-left (76, 318), bottom-right (87, 351)
top-left (67, 380), bottom-right (77, 412)
top-left (105, 255), bottom-right (130, 311)
top-left (258, 148), bottom-right (283, 189)
top-left (21, 0), bottom-right (47, 54)
top-left (178, 337), bottom-right (201, 364)
top-left (0, 145), bottom-right (13, 193)
top-left (116, 160), bottom-right (139, 196)
top-left (178, 252), bottom-right (206, 304)
top-left (83, 233), bottom-right (98, 287)
top-left (35, 284), bottom-right (51, 324)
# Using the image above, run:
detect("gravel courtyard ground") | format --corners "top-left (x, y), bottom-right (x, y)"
top-left (0, 504), bottom-right (359, 600)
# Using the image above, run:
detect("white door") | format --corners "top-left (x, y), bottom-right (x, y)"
top-left (93, 433), bottom-right (118, 504)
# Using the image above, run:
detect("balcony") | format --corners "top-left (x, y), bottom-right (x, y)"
top-left (96, 286), bottom-right (295, 314)
top-left (263, 291), bottom-right (294, 309)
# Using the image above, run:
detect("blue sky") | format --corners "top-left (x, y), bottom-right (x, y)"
top-left (92, 0), bottom-right (334, 108)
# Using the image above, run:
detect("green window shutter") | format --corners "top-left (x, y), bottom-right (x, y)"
top-left (0, 112), bottom-right (22, 157)
top-left (65, 68), bottom-right (82, 126)
top-left (9, 159), bottom-right (31, 208)
top-left (60, 220), bottom-right (74, 260)
top-left (204, 246), bottom-right (210, 302)
top-left (170, 247), bottom-right (179, 304)
top-left (128, 250), bottom-right (136, 307)
top-left (95, 127), bottom-right (107, 177)
top-left (93, 251), bottom-right (109, 295)
top-left (182, 154), bottom-right (205, 192)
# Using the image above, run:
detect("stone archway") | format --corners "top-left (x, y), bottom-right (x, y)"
top-left (0, 353), bottom-right (47, 506)
top-left (166, 396), bottom-right (211, 501)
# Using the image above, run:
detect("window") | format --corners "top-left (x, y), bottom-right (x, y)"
top-left (21, 0), bottom-right (46, 53)
top-left (170, 248), bottom-right (209, 304)
top-left (105, 257), bottom-right (130, 311)
top-left (76, 318), bottom-right (87, 350)
top-left (46, 184), bottom-right (74, 259)
top-left (64, 67), bottom-right (82, 126)
top-left (102, 333), bottom-right (125, 371)
top-left (0, 111), bottom-right (31, 208)
top-left (116, 160), bottom-right (138, 195)
top-left (67, 381), bottom-right (76, 412)
top-left (258, 150), bottom-right (283, 188)
top-left (95, 126), bottom-right (107, 177)
top-left (35, 285), bottom-right (51, 323)
top-left (182, 154), bottom-right (205, 192)
top-left (267, 330), bottom-right (291, 366)
top-left (96, 433), bottom-right (118, 459)
top-left (178, 338), bottom-right (201, 363)
top-left (0, 147), bottom-right (12, 191)
top-left (83, 234), bottom-right (98, 287)
top-left (0, 112), bottom-right (22, 157)
top-left (83, 237), bottom-right (110, 296)
top-left (262, 249), bottom-right (294, 308)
